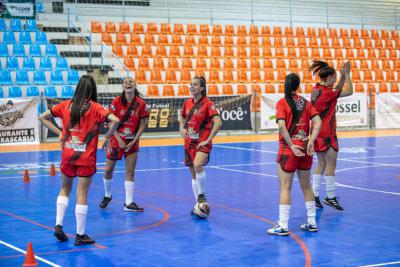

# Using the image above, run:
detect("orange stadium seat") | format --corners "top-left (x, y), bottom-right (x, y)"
top-left (160, 23), bottom-right (171, 34)
top-left (208, 85), bottom-right (220, 96)
top-left (350, 29), bottom-right (359, 39)
top-left (173, 24), bottom-right (184, 34)
top-left (146, 23), bottom-right (158, 34)
top-left (263, 59), bottom-right (273, 70)
top-left (286, 37), bottom-right (295, 48)
top-left (354, 84), bottom-right (364, 92)
top-left (367, 49), bottom-right (377, 59)
top-left (374, 70), bottom-right (384, 82)
top-left (237, 84), bottom-right (248, 94)
top-left (250, 69), bottom-right (262, 83)
top-left (101, 32), bottom-right (113, 45)
top-left (144, 34), bottom-right (156, 45)
top-left (224, 47), bottom-right (234, 58)
top-left (198, 35), bottom-right (209, 46)
top-left (351, 70), bottom-right (361, 82)
top-left (284, 27), bottom-right (294, 37)
top-left (210, 58), bottom-right (221, 70)
top-left (147, 85), bottom-right (159, 97)
top-left (124, 57), bottom-right (135, 71)
top-left (277, 83), bottom-right (284, 93)
top-left (346, 49), bottom-right (355, 59)
top-left (390, 83), bottom-right (399, 92)
top-left (153, 58), bottom-right (165, 70)
top-left (135, 69), bottom-right (147, 83)
top-left (342, 38), bottom-right (351, 49)
top-left (320, 37), bottom-right (329, 48)
top-left (223, 70), bottom-right (234, 83)
top-left (237, 46), bottom-right (248, 58)
top-left (237, 36), bottom-right (248, 46)
top-left (165, 70), bottom-right (177, 84)
top-left (163, 85), bottom-right (175, 96)
top-left (141, 45), bottom-right (153, 57)
top-left (150, 70), bottom-right (162, 84)
top-left (311, 48), bottom-right (321, 59)
top-left (180, 70), bottom-right (191, 83)
top-left (200, 24), bottom-right (210, 35)
top-left (212, 35), bottom-right (222, 46)
top-left (304, 83), bottom-right (313, 93)
top-left (261, 26), bottom-right (271, 37)
top-left (169, 46), bottom-right (181, 58)
top-left (224, 25), bottom-right (235, 36)
top-left (364, 39), bottom-right (374, 49)
top-left (274, 37), bottom-right (284, 47)
top-left (158, 34), bottom-right (169, 46)
top-left (317, 28), bottom-right (327, 37)
top-left (167, 58), bottom-right (179, 70)
top-left (295, 27), bottom-right (305, 37)
top-left (378, 49), bottom-right (388, 60)
top-left (195, 58), bottom-right (207, 70)
top-left (385, 71), bottom-right (396, 82)
top-left (223, 59), bottom-right (234, 70)
top-left (155, 45), bottom-right (167, 57)
top-left (185, 35), bottom-right (196, 46)
top-left (353, 38), bottom-right (362, 49)
top-left (329, 28), bottom-right (338, 38)
top-left (251, 84), bottom-right (262, 95)
top-left (374, 39), bottom-right (383, 49)
top-left (264, 70), bottom-right (275, 82)
top-left (224, 36), bottom-right (234, 47)
top-left (370, 60), bottom-right (380, 70)
top-left (273, 26), bottom-right (283, 37)
top-left (361, 29), bottom-right (369, 39)
top-left (323, 48), bottom-right (333, 59)
top-left (211, 46), bottom-right (221, 58)
top-left (183, 46), bottom-right (194, 58)
top-left (127, 44), bottom-right (139, 57)
top-left (133, 22), bottom-right (144, 34)
top-left (105, 21), bottom-right (117, 33)
top-left (381, 30), bottom-right (390, 39)
top-left (91, 21), bottom-right (102, 33)
top-left (265, 83), bottom-right (275, 93)
top-left (287, 48), bottom-right (297, 58)
top-left (249, 25), bottom-right (259, 36)
top-left (334, 48), bottom-right (344, 59)
top-left (237, 25), bottom-right (247, 36)
top-left (363, 70), bottom-right (373, 82)
top-left (359, 60), bottom-right (369, 70)
top-left (339, 28), bottom-right (349, 38)
top-left (187, 24), bottom-right (198, 35)
top-left (308, 37), bottom-right (318, 48)
top-left (262, 37), bottom-right (272, 47)
top-left (209, 70), bottom-right (221, 83)
top-left (251, 58), bottom-right (261, 70)
top-left (119, 22), bottom-right (130, 34)
top-left (302, 70), bottom-right (313, 83)
top-left (250, 46), bottom-right (260, 58)
top-left (178, 85), bottom-right (190, 96)
top-left (331, 38), bottom-right (341, 48)
top-left (212, 25), bottom-right (223, 35)
top-left (298, 37), bottom-right (307, 47)
top-left (237, 59), bottom-right (248, 70)
top-left (222, 85), bottom-right (234, 95)
top-left (378, 83), bottom-right (389, 93)
top-left (357, 49), bottom-right (366, 60)
top-left (289, 59), bottom-right (299, 71)
top-left (115, 33), bottom-right (127, 45)
top-left (138, 58), bottom-right (150, 70)
top-left (307, 28), bottom-right (316, 37)
top-left (112, 45), bottom-right (124, 57)
top-left (275, 47), bottom-right (285, 58)
top-left (129, 34), bottom-right (141, 45)
top-left (171, 34), bottom-right (183, 45)
top-left (381, 60), bottom-right (391, 70)
top-left (276, 59), bottom-right (286, 70)
top-left (277, 70), bottom-right (286, 82)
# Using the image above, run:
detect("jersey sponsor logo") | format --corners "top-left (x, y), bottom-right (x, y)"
top-left (65, 136), bottom-right (87, 152)
top-left (110, 104), bottom-right (116, 111)
top-left (188, 127), bottom-right (199, 139)
top-left (295, 97), bottom-right (306, 111)
top-left (292, 129), bottom-right (308, 141)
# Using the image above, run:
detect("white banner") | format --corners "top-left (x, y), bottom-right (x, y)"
top-left (4, 2), bottom-right (34, 17)
top-left (260, 93), bottom-right (368, 130)
top-left (375, 93), bottom-right (400, 129)
top-left (0, 98), bottom-right (39, 144)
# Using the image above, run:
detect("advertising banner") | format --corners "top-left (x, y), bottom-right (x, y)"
top-left (375, 93), bottom-right (400, 129)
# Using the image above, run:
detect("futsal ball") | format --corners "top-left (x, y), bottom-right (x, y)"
top-left (194, 202), bottom-right (210, 218)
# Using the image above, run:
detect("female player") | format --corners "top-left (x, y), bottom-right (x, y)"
top-left (99, 77), bottom-right (149, 212)
top-left (39, 75), bottom-right (120, 245)
top-left (310, 61), bottom-right (353, 210)
top-left (267, 73), bottom-right (322, 236)
top-left (179, 76), bottom-right (222, 212)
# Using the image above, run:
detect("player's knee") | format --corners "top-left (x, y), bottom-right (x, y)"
top-left (193, 163), bottom-right (203, 173)
top-left (125, 172), bottom-right (134, 181)
top-left (281, 181), bottom-right (292, 191)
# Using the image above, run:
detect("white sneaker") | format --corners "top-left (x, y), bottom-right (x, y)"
top-left (300, 223), bottom-right (318, 232)
top-left (267, 225), bottom-right (289, 236)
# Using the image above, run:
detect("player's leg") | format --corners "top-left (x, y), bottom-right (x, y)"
top-left (54, 173), bottom-right (73, 242)
top-left (100, 158), bottom-right (117, 208)
top-left (313, 146), bottom-right (326, 208)
top-left (323, 146), bottom-right (343, 210)
top-left (124, 152), bottom-right (143, 212)
top-left (192, 151), bottom-right (209, 203)
top-left (74, 176), bottom-right (95, 245)
top-left (297, 168), bottom-right (318, 232)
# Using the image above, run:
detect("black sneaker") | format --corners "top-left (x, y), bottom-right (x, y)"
top-left (300, 223), bottom-right (319, 232)
top-left (190, 208), bottom-right (195, 216)
top-left (197, 194), bottom-right (207, 203)
top-left (315, 196), bottom-right (323, 209)
top-left (323, 197), bottom-right (344, 210)
top-left (74, 234), bottom-right (95, 246)
top-left (124, 202), bottom-right (144, 212)
top-left (99, 196), bottom-right (112, 208)
top-left (54, 225), bottom-right (68, 242)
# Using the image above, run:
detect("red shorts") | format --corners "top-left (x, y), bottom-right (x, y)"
top-left (184, 140), bottom-right (212, 166)
top-left (106, 137), bottom-right (139, 160)
top-left (314, 135), bottom-right (339, 152)
top-left (60, 162), bottom-right (96, 177)
top-left (276, 145), bottom-right (313, 173)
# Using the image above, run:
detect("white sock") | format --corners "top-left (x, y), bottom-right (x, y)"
top-left (312, 174), bottom-right (323, 197)
top-left (196, 172), bottom-right (206, 195)
top-left (191, 179), bottom-right (199, 200)
top-left (75, 204), bottom-right (88, 235)
top-left (125, 181), bottom-right (135, 205)
top-left (278, 205), bottom-right (291, 230)
top-left (56, 196), bottom-right (69, 226)
top-left (325, 176), bottom-right (336, 199)
top-left (305, 201), bottom-right (317, 226)
top-left (103, 178), bottom-right (113, 198)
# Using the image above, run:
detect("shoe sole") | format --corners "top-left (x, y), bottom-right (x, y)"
top-left (267, 231), bottom-right (289, 236)
top-left (124, 208), bottom-right (144, 212)
top-left (323, 200), bottom-right (344, 210)
top-left (54, 232), bottom-right (68, 242)
top-left (301, 227), bottom-right (319, 232)
top-left (74, 241), bottom-right (95, 246)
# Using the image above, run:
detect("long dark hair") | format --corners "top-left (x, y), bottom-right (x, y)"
top-left (193, 76), bottom-right (207, 96)
top-left (120, 77), bottom-right (143, 106)
top-left (284, 73), bottom-right (301, 128)
top-left (310, 60), bottom-right (336, 80)
top-left (70, 75), bottom-right (97, 128)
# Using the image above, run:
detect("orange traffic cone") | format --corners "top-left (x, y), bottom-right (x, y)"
top-left (23, 242), bottom-right (38, 267)
top-left (23, 169), bottom-right (30, 183)
top-left (49, 164), bottom-right (56, 176)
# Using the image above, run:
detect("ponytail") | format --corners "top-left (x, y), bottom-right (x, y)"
top-left (284, 73), bottom-right (301, 130)
top-left (310, 60), bottom-right (336, 80)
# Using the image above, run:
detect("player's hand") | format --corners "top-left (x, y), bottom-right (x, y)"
top-left (306, 142), bottom-right (314, 156)
top-left (343, 61), bottom-right (351, 76)
top-left (197, 139), bottom-right (210, 150)
top-left (58, 132), bottom-right (64, 148)
top-left (124, 140), bottom-right (137, 152)
top-left (290, 144), bottom-right (305, 157)
top-left (180, 128), bottom-right (187, 138)
top-left (117, 139), bottom-right (126, 149)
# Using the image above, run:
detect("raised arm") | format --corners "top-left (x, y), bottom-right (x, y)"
top-left (339, 61), bottom-right (353, 98)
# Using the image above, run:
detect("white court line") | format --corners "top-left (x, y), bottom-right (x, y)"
top-left (339, 158), bottom-right (400, 167)
top-left (358, 260), bottom-right (400, 267)
top-left (0, 240), bottom-right (61, 267)
top-left (335, 182), bottom-right (400, 196)
top-left (213, 145), bottom-right (276, 154)
top-left (209, 166), bottom-right (278, 178)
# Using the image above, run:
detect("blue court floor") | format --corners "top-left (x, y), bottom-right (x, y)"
top-left (0, 136), bottom-right (399, 267)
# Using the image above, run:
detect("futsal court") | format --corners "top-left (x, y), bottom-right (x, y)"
top-left (0, 131), bottom-right (399, 267)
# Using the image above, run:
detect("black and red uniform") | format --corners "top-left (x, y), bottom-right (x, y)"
top-left (106, 96), bottom-right (149, 160)
top-left (311, 83), bottom-right (341, 152)
top-left (50, 100), bottom-right (110, 177)
top-left (276, 94), bottom-right (318, 173)
top-left (181, 96), bottom-right (220, 166)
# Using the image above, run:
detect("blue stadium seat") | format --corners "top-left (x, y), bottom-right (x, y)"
top-left (23, 57), bottom-right (36, 70)
top-left (25, 20), bottom-right (37, 32)
top-left (51, 71), bottom-right (64, 85)
top-left (55, 58), bottom-right (69, 71)
top-left (35, 32), bottom-right (47, 44)
top-left (0, 19), bottom-right (6, 31)
top-left (16, 70), bottom-right (30, 85)
top-left (4, 32), bottom-right (16, 44)
top-left (10, 19), bottom-right (23, 32)
top-left (0, 87), bottom-right (4, 98)
top-left (39, 57), bottom-right (53, 70)
top-left (62, 85), bottom-right (74, 98)
top-left (44, 86), bottom-right (58, 97)
top-left (27, 86), bottom-right (40, 97)
top-left (5, 57), bottom-right (19, 70)
top-left (37, 2), bottom-right (44, 13)
top-left (45, 44), bottom-right (58, 57)
top-left (29, 45), bottom-right (42, 57)
top-left (9, 86), bottom-right (22, 97)
top-left (19, 32), bottom-right (32, 44)
top-left (0, 71), bottom-right (12, 85)
top-left (67, 69), bottom-right (79, 84)
top-left (12, 44), bottom-right (26, 57)
top-left (33, 70), bottom-right (47, 85)
top-left (0, 44), bottom-right (9, 57)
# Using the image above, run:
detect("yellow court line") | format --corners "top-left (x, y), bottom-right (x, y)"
top-left (0, 129), bottom-right (399, 153)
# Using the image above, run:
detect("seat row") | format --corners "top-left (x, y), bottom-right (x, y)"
top-left (0, 19), bottom-right (37, 32)
top-left (1, 57), bottom-right (68, 71)
top-left (0, 70), bottom-right (79, 86)
top-left (0, 44), bottom-right (58, 57)
top-left (0, 85), bottom-right (75, 98)
top-left (1, 31), bottom-right (48, 44)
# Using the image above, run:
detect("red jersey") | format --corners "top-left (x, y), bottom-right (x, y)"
top-left (182, 96), bottom-right (219, 143)
top-left (276, 94), bottom-right (318, 147)
top-left (50, 100), bottom-right (110, 166)
top-left (311, 83), bottom-right (341, 137)
top-left (109, 96), bottom-right (149, 141)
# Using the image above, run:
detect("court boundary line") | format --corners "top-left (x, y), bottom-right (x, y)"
top-left (0, 240), bottom-right (61, 267)
top-left (358, 260), bottom-right (400, 267)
